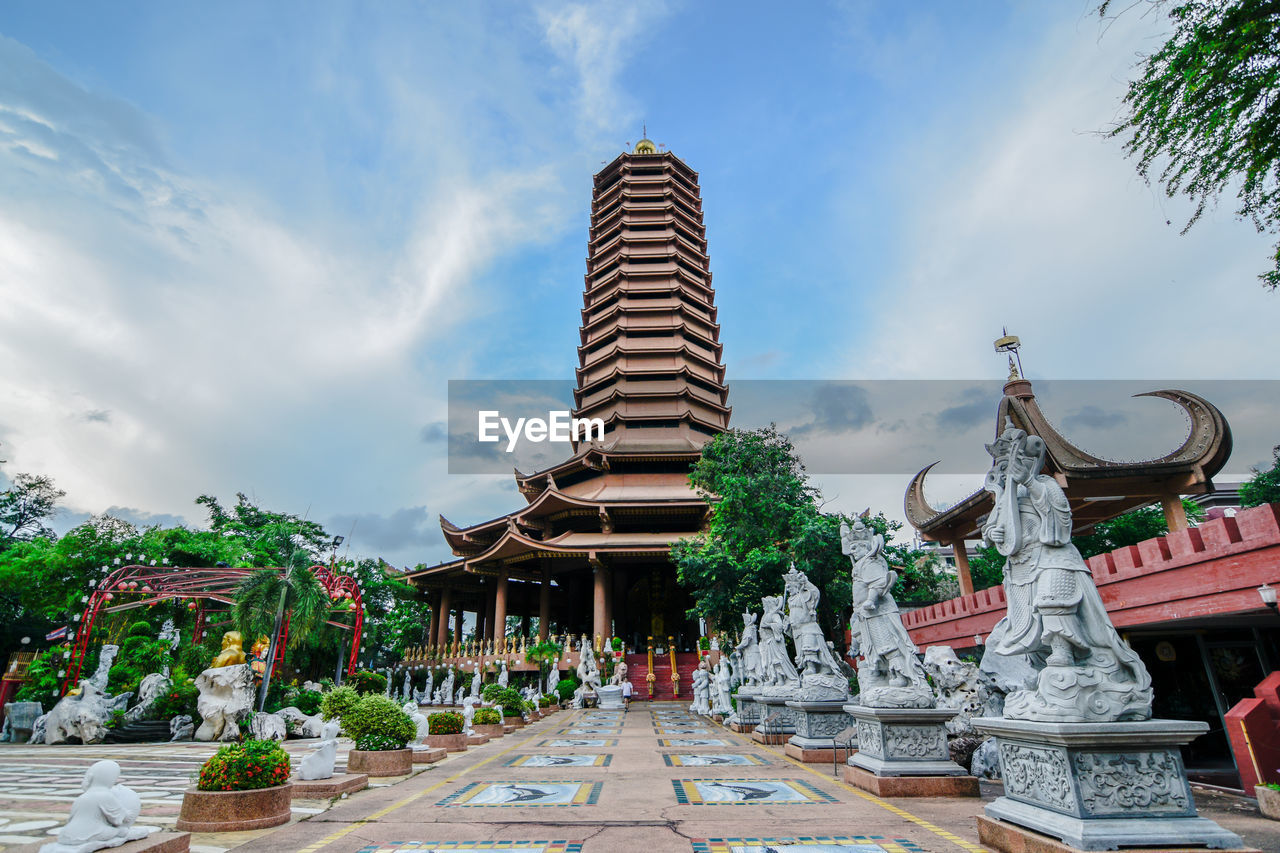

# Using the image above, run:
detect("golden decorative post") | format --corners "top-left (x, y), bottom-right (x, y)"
top-left (667, 636), bottom-right (679, 697)
top-left (646, 636), bottom-right (655, 698)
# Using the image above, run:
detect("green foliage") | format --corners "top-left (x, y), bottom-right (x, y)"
top-left (149, 673), bottom-right (199, 721)
top-left (196, 493), bottom-right (330, 569)
top-left (472, 707), bottom-right (501, 726)
top-left (291, 689), bottom-right (323, 715)
top-left (610, 637), bottom-right (623, 651)
top-left (481, 683), bottom-right (504, 703)
top-left (320, 685), bottom-right (360, 722)
top-left (1105, 0), bottom-right (1280, 289)
top-left (342, 694), bottom-right (416, 747)
top-left (1241, 444), bottom-right (1280, 507)
top-left (14, 647), bottom-right (65, 704)
top-left (106, 709), bottom-right (128, 730)
top-left (554, 677), bottom-right (578, 702)
top-left (539, 694), bottom-right (554, 707)
top-left (698, 636), bottom-right (710, 650)
top-left (350, 670), bottom-right (387, 695)
top-left (197, 739), bottom-right (291, 791)
top-left (233, 565), bottom-right (330, 654)
top-left (967, 544), bottom-right (1007, 592)
top-left (107, 621), bottom-right (170, 696)
top-left (356, 734), bottom-right (404, 751)
top-left (489, 686), bottom-right (524, 716)
top-left (1072, 499), bottom-right (1205, 559)
top-left (428, 710), bottom-right (464, 735)
top-left (524, 640), bottom-right (563, 675)
top-left (0, 473), bottom-right (64, 546)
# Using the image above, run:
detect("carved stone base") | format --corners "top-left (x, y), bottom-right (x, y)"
top-left (785, 699), bottom-right (853, 754)
top-left (843, 764), bottom-right (979, 797)
top-left (753, 696), bottom-right (798, 737)
top-left (734, 689), bottom-right (762, 728)
top-left (784, 742), bottom-right (842, 764)
top-left (751, 729), bottom-right (791, 745)
top-left (290, 772), bottom-right (368, 798)
top-left (845, 705), bottom-right (967, 777)
top-left (596, 685), bottom-right (624, 710)
top-left (977, 816), bottom-right (1261, 853)
top-left (972, 717), bottom-right (1246, 851)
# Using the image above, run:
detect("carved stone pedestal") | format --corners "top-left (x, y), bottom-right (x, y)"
top-left (784, 699), bottom-right (852, 762)
top-left (730, 688), bottom-right (761, 732)
top-left (596, 685), bottom-right (624, 710)
top-left (973, 717), bottom-right (1246, 851)
top-left (753, 695), bottom-right (797, 738)
top-left (845, 705), bottom-right (973, 783)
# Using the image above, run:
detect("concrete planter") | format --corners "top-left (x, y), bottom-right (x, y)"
top-left (425, 732), bottom-right (468, 752)
top-left (503, 716), bottom-right (524, 728)
top-left (176, 783), bottom-right (293, 832)
top-left (1258, 785), bottom-right (1280, 820)
top-left (346, 748), bottom-right (413, 776)
top-left (473, 723), bottom-right (505, 738)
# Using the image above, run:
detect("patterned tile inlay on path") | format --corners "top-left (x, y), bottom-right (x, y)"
top-left (690, 839), bottom-right (922, 853)
top-left (356, 843), bottom-right (583, 853)
top-left (672, 779), bottom-right (838, 805)
top-left (663, 754), bottom-right (768, 766)
top-left (505, 754), bottom-right (612, 767)
top-left (437, 781), bottom-right (604, 807)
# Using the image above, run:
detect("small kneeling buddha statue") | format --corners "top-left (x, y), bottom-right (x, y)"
top-left (41, 759), bottom-right (150, 853)
top-left (211, 631), bottom-right (247, 668)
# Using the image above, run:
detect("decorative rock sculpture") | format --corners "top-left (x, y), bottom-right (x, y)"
top-left (1, 701), bottom-right (43, 743)
top-left (276, 706), bottom-right (323, 738)
top-left (210, 632), bottom-right (246, 668)
top-left (169, 715), bottom-right (193, 742)
top-left (299, 720), bottom-right (340, 781)
top-left (43, 682), bottom-right (122, 745)
top-left (972, 424), bottom-right (1242, 850)
top-left (981, 425), bottom-right (1152, 722)
top-left (85, 645), bottom-right (119, 693)
top-left (922, 646), bottom-right (1002, 734)
top-left (573, 644), bottom-right (602, 708)
top-left (123, 673), bottom-right (170, 724)
top-left (248, 711), bottom-right (287, 741)
top-left (193, 663), bottom-right (254, 742)
top-left (842, 520), bottom-right (931, 708)
top-left (39, 759), bottom-right (150, 853)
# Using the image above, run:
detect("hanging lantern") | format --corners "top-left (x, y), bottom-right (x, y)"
top-left (104, 593), bottom-right (114, 602)
top-left (187, 601), bottom-right (197, 611)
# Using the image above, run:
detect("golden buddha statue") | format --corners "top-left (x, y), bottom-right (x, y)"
top-left (249, 635), bottom-right (270, 677)
top-left (211, 631), bottom-right (246, 668)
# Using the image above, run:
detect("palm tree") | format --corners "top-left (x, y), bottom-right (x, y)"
top-left (233, 564), bottom-right (330, 710)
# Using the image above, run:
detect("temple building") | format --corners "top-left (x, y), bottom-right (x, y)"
top-left (406, 140), bottom-right (729, 656)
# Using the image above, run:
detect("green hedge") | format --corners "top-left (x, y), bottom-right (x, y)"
top-left (342, 695), bottom-right (416, 748)
top-left (473, 707), bottom-right (501, 726)
top-left (320, 685), bottom-right (359, 722)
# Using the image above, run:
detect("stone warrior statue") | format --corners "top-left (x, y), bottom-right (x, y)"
top-left (841, 519), bottom-right (931, 708)
top-left (782, 565), bottom-right (845, 678)
top-left (734, 611), bottom-right (762, 686)
top-left (981, 423), bottom-right (1152, 722)
top-left (756, 594), bottom-right (801, 691)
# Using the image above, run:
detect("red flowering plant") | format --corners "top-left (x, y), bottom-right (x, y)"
top-left (427, 711), bottom-right (464, 735)
top-left (196, 739), bottom-right (291, 791)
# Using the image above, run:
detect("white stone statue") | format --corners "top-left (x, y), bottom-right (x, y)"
top-left (402, 700), bottom-right (429, 739)
top-left (981, 424), bottom-right (1152, 722)
top-left (401, 671), bottom-right (412, 702)
top-left (782, 565), bottom-right (849, 700)
top-left (299, 720), bottom-right (340, 781)
top-left (158, 621), bottom-right (179, 677)
top-left (462, 695), bottom-right (479, 736)
top-left (497, 659), bottom-right (509, 687)
top-left (756, 594), bottom-right (801, 693)
top-left (2, 701), bottom-right (42, 742)
top-left (923, 645), bottom-right (1003, 734)
top-left (169, 715), bottom-right (193, 741)
top-left (439, 669), bottom-right (455, 704)
top-left (545, 667), bottom-right (557, 697)
top-left (123, 673), bottom-right (170, 723)
top-left (842, 520), bottom-right (932, 708)
top-left (40, 759), bottom-right (149, 853)
top-left (572, 644), bottom-right (602, 708)
top-left (712, 659), bottom-right (734, 715)
top-left (609, 658), bottom-right (628, 686)
top-left (431, 685), bottom-right (443, 705)
top-left (455, 684), bottom-right (466, 705)
top-left (384, 668), bottom-right (394, 697)
top-left (248, 711), bottom-right (287, 741)
top-left (423, 668), bottom-right (434, 703)
top-left (690, 659), bottom-right (712, 714)
top-left (41, 682), bottom-right (121, 745)
top-left (193, 663), bottom-right (254, 741)
top-left (735, 611), bottom-right (762, 686)
top-left (470, 668), bottom-right (482, 698)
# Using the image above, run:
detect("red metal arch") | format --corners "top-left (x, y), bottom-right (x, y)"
top-left (62, 564), bottom-right (363, 695)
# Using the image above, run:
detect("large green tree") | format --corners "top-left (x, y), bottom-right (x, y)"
top-left (1240, 443), bottom-right (1280, 506)
top-left (0, 473), bottom-right (65, 547)
top-left (671, 426), bottom-right (946, 643)
top-left (1105, 0), bottom-right (1280, 289)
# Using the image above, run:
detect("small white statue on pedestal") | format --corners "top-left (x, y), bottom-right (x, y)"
top-left (299, 720), bottom-right (340, 781)
top-left (497, 659), bottom-right (509, 687)
top-left (462, 695), bottom-right (479, 736)
top-left (41, 760), bottom-right (150, 853)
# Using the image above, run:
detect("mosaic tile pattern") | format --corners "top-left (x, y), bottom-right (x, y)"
top-left (506, 754), bottom-right (612, 767)
top-left (663, 754), bottom-right (767, 767)
top-left (537, 739), bottom-right (617, 748)
top-left (437, 781), bottom-right (603, 807)
top-left (690, 839), bottom-right (922, 853)
top-left (654, 727), bottom-right (713, 734)
top-left (560, 728), bottom-right (621, 735)
top-left (356, 843), bottom-right (582, 853)
top-left (659, 738), bottom-right (728, 747)
top-left (672, 779), bottom-right (838, 806)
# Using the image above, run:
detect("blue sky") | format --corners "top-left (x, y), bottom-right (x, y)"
top-left (1, 2), bottom-right (1276, 568)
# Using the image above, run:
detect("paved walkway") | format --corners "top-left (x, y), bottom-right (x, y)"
top-left (3, 704), bottom-right (1278, 853)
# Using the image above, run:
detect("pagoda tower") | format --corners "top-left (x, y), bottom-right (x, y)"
top-left (408, 140), bottom-right (729, 656)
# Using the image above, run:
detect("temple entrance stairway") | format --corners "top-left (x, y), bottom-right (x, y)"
top-left (625, 651), bottom-right (702, 702)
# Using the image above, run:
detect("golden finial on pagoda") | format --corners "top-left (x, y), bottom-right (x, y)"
top-left (994, 328), bottom-right (1024, 379)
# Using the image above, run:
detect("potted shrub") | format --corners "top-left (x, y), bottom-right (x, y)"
top-left (343, 694), bottom-right (416, 776)
top-left (320, 685), bottom-right (360, 725)
top-left (540, 693), bottom-right (556, 713)
top-left (177, 739), bottom-right (293, 831)
top-left (426, 710), bottom-right (467, 752)
top-left (490, 687), bottom-right (526, 726)
top-left (472, 706), bottom-right (504, 738)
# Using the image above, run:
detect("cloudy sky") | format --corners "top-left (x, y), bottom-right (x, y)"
top-left (1, 2), bottom-right (1276, 568)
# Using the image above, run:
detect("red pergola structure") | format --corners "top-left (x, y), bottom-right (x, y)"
top-left (62, 563), bottom-right (363, 695)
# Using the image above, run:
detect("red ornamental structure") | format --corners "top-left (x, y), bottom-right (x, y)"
top-left (62, 564), bottom-right (363, 695)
